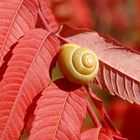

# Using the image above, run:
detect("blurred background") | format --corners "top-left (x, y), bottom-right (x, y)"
top-left (45, 0), bottom-right (140, 139)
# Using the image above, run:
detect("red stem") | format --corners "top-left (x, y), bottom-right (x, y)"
top-left (38, 9), bottom-right (52, 32)
top-left (56, 34), bottom-right (71, 43)
top-left (86, 99), bottom-right (102, 128)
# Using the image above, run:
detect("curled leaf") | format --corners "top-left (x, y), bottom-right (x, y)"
top-left (68, 31), bottom-right (140, 104)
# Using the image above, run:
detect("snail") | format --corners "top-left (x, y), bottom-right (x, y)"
top-left (58, 43), bottom-right (99, 84)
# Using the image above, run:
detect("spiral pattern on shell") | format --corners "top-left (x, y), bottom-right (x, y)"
top-left (58, 43), bottom-right (99, 84)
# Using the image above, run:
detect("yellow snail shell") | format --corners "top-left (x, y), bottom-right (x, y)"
top-left (58, 43), bottom-right (99, 84)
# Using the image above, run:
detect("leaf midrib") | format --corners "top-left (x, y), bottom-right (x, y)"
top-left (53, 91), bottom-right (69, 140)
top-left (1, 0), bottom-right (24, 56)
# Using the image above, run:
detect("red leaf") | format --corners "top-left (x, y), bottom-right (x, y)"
top-left (68, 31), bottom-right (140, 104)
top-left (38, 0), bottom-right (59, 32)
top-left (99, 128), bottom-right (113, 140)
top-left (81, 128), bottom-right (100, 140)
top-left (28, 79), bottom-right (87, 140)
top-left (81, 128), bottom-right (127, 140)
top-left (0, 29), bottom-right (60, 139)
top-left (0, 0), bottom-right (38, 65)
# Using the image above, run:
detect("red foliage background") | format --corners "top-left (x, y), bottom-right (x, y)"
top-left (46, 0), bottom-right (140, 139)
top-left (0, 0), bottom-right (140, 139)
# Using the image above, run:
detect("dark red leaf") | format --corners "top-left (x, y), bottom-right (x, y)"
top-left (120, 103), bottom-right (140, 140)
top-left (29, 79), bottom-right (87, 140)
top-left (0, 0), bottom-right (38, 66)
top-left (68, 31), bottom-right (140, 104)
top-left (59, 24), bottom-right (91, 38)
top-left (0, 29), bottom-right (60, 139)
